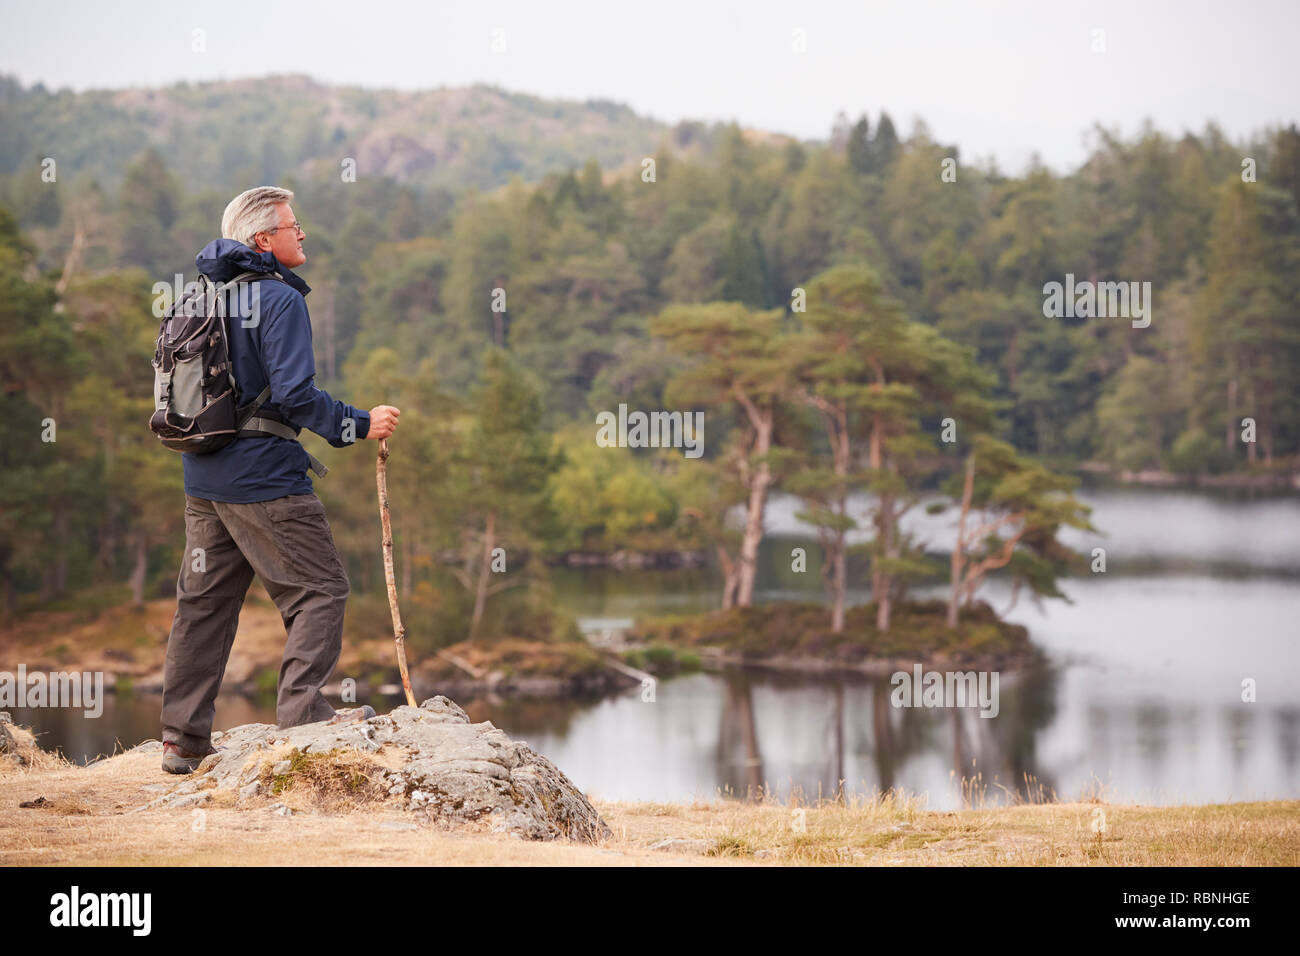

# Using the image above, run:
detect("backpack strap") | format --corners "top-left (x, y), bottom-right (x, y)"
top-left (226, 270), bottom-right (286, 285)
top-left (237, 383), bottom-right (273, 427)
top-left (240, 415), bottom-right (329, 478)
top-left (211, 271), bottom-right (285, 392)
top-left (235, 386), bottom-right (328, 478)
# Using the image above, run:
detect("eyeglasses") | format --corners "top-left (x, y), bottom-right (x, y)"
top-left (263, 221), bottom-right (304, 236)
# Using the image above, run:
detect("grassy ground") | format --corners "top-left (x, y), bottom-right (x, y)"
top-left (2, 726), bottom-right (1295, 866)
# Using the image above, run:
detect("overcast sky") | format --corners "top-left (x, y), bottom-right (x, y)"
top-left (2, 0), bottom-right (1296, 172)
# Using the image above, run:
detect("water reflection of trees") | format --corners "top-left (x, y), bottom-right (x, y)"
top-left (1224, 706), bottom-right (1254, 774)
top-left (982, 657), bottom-right (1060, 802)
top-left (1278, 708), bottom-right (1300, 780)
top-left (717, 670), bottom-right (765, 800)
top-left (460, 694), bottom-right (601, 737)
top-left (707, 662), bottom-right (1062, 806)
top-left (26, 664), bottom-right (1299, 808)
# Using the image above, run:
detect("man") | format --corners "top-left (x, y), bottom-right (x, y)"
top-left (160, 186), bottom-right (400, 774)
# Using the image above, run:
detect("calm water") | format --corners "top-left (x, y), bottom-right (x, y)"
top-left (10, 487), bottom-right (1300, 810)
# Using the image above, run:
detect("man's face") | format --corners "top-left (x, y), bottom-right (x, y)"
top-left (255, 203), bottom-right (306, 268)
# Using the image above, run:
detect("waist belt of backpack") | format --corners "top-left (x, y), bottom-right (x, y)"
top-left (237, 385), bottom-right (329, 478)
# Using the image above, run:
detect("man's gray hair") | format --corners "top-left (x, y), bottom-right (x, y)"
top-left (222, 186), bottom-right (294, 248)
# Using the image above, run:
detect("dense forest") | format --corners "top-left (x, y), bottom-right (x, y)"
top-left (1, 75), bottom-right (1297, 649)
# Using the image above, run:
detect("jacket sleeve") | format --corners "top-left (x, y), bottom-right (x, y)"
top-left (259, 291), bottom-right (371, 447)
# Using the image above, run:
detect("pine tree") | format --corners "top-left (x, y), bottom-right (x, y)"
top-left (946, 435), bottom-right (1092, 628)
top-left (450, 347), bottom-right (557, 640)
top-left (653, 302), bottom-right (794, 607)
top-left (117, 149), bottom-right (180, 274)
top-left (847, 116), bottom-right (872, 176)
top-left (871, 112), bottom-right (899, 171)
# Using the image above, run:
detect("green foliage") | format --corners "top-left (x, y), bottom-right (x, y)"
top-left (0, 76), bottom-right (679, 200)
top-left (546, 429), bottom-right (677, 551)
top-left (117, 149), bottom-right (180, 274)
top-left (1, 80), bottom-right (1297, 626)
top-left (1095, 356), bottom-right (1174, 472)
top-left (1168, 426), bottom-right (1224, 475)
top-left (946, 435), bottom-right (1095, 619)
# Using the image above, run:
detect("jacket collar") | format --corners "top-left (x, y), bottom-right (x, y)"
top-left (195, 238), bottom-right (311, 296)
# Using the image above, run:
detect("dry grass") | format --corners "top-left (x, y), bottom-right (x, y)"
top-left (0, 737), bottom-right (1295, 866)
top-left (600, 790), bottom-right (1300, 866)
top-left (0, 722), bottom-right (70, 773)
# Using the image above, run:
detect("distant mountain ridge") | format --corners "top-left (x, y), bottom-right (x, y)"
top-left (0, 73), bottom-right (752, 194)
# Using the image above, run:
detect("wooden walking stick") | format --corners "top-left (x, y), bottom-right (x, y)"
top-left (377, 438), bottom-right (417, 707)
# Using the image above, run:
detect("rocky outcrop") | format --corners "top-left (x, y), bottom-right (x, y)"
top-left (126, 696), bottom-right (611, 843)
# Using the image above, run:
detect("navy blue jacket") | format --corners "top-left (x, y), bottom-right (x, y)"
top-left (182, 239), bottom-right (370, 503)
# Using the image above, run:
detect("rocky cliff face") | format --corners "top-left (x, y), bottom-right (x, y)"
top-left (127, 696), bottom-right (611, 843)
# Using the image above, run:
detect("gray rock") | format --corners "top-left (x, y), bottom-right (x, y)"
top-left (419, 696), bottom-right (471, 723)
top-left (124, 696), bottom-right (610, 843)
top-left (196, 752), bottom-right (222, 773)
top-left (167, 792), bottom-right (210, 809)
top-left (648, 837), bottom-right (713, 854)
top-left (269, 804), bottom-right (293, 817)
top-left (379, 821), bottom-right (418, 831)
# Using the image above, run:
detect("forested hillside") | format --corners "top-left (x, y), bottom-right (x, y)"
top-left (1, 74), bottom-right (1297, 641)
top-left (0, 73), bottom-right (690, 195)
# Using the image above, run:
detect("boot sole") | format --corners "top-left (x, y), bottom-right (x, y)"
top-left (326, 705), bottom-right (376, 726)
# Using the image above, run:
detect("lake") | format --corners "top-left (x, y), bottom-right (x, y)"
top-left (9, 486), bottom-right (1299, 811)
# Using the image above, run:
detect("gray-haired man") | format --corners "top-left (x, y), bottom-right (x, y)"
top-left (160, 187), bottom-right (400, 773)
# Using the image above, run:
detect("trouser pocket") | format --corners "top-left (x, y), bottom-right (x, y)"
top-left (264, 494), bottom-right (349, 592)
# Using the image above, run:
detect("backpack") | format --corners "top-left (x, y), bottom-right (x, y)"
top-left (149, 271), bottom-right (328, 476)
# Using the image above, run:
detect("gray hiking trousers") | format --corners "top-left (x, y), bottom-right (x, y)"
top-left (161, 493), bottom-right (349, 754)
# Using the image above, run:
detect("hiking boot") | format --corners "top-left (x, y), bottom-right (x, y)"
top-left (161, 741), bottom-right (218, 775)
top-left (327, 705), bottom-right (376, 725)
